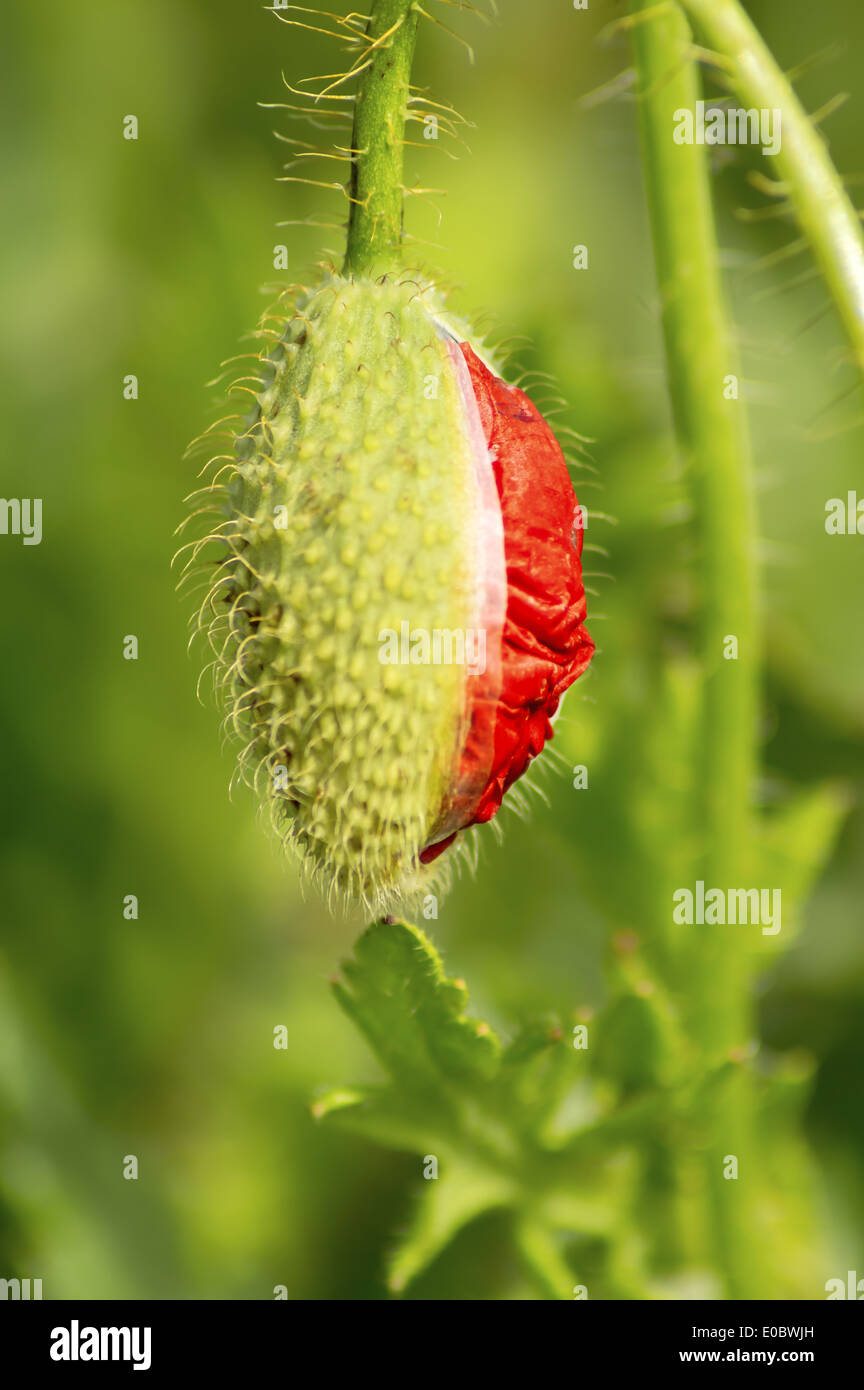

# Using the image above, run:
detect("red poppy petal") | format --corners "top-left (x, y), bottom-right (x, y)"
top-left (424, 343), bottom-right (594, 856)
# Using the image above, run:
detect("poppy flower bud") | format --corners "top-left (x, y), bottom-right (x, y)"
top-left (192, 275), bottom-right (593, 908)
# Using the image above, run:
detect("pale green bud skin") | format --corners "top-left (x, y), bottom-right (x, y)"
top-left (202, 274), bottom-right (500, 909)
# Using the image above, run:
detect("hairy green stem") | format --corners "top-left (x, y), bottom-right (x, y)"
top-left (631, 0), bottom-right (760, 1298)
top-left (679, 0), bottom-right (864, 384)
top-left (631, 1), bottom-right (758, 1024)
top-left (343, 0), bottom-right (419, 278)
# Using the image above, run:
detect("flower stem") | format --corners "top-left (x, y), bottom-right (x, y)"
top-left (343, 0), bottom-right (420, 278)
top-left (630, 0), bottom-right (760, 1297)
top-left (678, 0), bottom-right (864, 385)
top-left (631, 0), bottom-right (758, 1001)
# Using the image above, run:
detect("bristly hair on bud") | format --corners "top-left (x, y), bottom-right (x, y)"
top-left (177, 3), bottom-right (595, 914)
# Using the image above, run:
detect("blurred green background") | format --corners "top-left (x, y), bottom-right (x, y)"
top-left (1, 0), bottom-right (862, 1298)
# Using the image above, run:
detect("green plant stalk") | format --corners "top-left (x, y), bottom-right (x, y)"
top-left (679, 0), bottom-right (864, 385)
top-left (631, 0), bottom-right (760, 1297)
top-left (631, 0), bottom-right (758, 1039)
top-left (343, 0), bottom-right (420, 278)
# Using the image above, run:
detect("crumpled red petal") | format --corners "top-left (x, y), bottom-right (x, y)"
top-left (421, 344), bottom-right (594, 863)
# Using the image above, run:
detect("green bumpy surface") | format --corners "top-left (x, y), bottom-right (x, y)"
top-left (207, 276), bottom-right (482, 908)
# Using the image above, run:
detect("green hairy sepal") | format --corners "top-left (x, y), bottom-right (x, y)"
top-left (192, 275), bottom-right (486, 910)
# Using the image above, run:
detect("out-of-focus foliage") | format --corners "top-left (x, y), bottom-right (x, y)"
top-left (1, 0), bottom-right (862, 1298)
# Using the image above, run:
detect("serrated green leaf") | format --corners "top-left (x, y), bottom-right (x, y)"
top-left (311, 1086), bottom-right (368, 1122)
top-left (387, 1155), bottom-right (515, 1294)
top-left (540, 1146), bottom-right (640, 1238)
top-left (312, 1084), bottom-right (451, 1154)
top-left (332, 918), bottom-right (501, 1092)
top-left (502, 1016), bottom-right (565, 1069)
top-left (556, 1090), bottom-right (667, 1157)
top-left (499, 1018), bottom-right (580, 1136)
